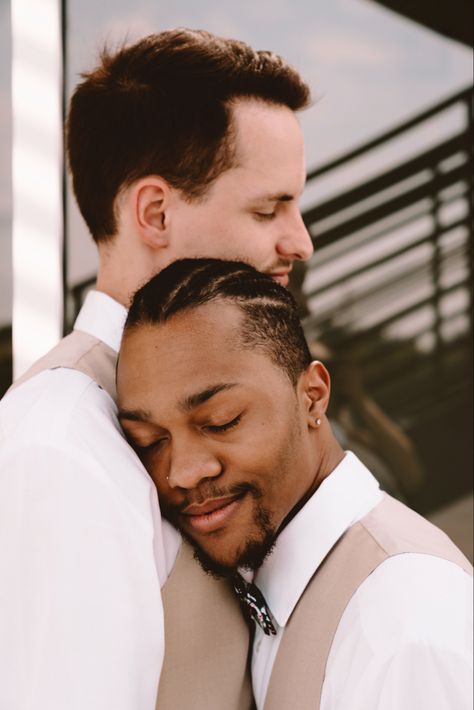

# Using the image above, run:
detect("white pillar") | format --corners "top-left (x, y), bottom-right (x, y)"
top-left (11, 0), bottom-right (64, 379)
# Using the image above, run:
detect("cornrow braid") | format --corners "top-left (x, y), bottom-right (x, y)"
top-left (125, 258), bottom-right (312, 385)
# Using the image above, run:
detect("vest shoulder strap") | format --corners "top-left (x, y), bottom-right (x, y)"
top-left (263, 521), bottom-right (386, 710)
top-left (10, 330), bottom-right (117, 401)
top-left (264, 494), bottom-right (472, 710)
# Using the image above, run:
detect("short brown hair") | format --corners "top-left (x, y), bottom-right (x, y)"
top-left (67, 29), bottom-right (310, 242)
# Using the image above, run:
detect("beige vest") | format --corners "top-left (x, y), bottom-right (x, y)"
top-left (12, 330), bottom-right (253, 710)
top-left (264, 493), bottom-right (473, 710)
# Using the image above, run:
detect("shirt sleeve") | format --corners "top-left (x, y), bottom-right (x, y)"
top-left (0, 371), bottom-right (171, 710)
top-left (373, 637), bottom-right (473, 710)
top-left (321, 553), bottom-right (473, 710)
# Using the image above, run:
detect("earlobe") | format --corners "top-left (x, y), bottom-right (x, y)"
top-left (301, 361), bottom-right (331, 428)
top-left (134, 177), bottom-right (171, 249)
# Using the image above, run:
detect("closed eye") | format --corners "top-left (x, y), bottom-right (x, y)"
top-left (206, 415), bottom-right (242, 433)
top-left (138, 440), bottom-right (165, 452)
top-left (125, 434), bottom-right (168, 453)
top-left (254, 211), bottom-right (276, 221)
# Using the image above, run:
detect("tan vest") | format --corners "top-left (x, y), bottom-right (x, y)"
top-left (12, 330), bottom-right (253, 710)
top-left (264, 493), bottom-right (473, 710)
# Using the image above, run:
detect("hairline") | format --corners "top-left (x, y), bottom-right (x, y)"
top-left (124, 294), bottom-right (305, 387)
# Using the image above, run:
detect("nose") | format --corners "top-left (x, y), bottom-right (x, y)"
top-left (277, 210), bottom-right (314, 262)
top-left (167, 441), bottom-right (222, 490)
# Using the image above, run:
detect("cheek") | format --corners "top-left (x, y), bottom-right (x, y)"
top-left (231, 419), bottom-right (293, 484)
top-left (251, 417), bottom-right (303, 498)
top-left (238, 222), bottom-right (276, 254)
top-left (203, 215), bottom-right (275, 262)
top-left (140, 450), bottom-right (168, 495)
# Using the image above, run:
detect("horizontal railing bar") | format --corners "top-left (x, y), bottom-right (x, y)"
top-left (305, 87), bottom-right (472, 181)
top-left (310, 280), bottom-right (470, 343)
top-left (310, 265), bottom-right (469, 330)
top-left (303, 134), bottom-right (470, 226)
top-left (307, 165), bottom-right (469, 248)
top-left (307, 218), bottom-right (468, 298)
top-left (308, 199), bottom-right (436, 268)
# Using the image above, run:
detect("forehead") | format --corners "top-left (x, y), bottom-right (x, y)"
top-left (117, 301), bottom-right (287, 407)
top-left (226, 99), bottom-right (305, 188)
top-left (231, 99), bottom-right (303, 149)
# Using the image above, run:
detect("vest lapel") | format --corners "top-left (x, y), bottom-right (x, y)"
top-left (263, 524), bottom-right (386, 710)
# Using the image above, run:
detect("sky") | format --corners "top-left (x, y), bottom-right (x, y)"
top-left (1, 0), bottom-right (473, 325)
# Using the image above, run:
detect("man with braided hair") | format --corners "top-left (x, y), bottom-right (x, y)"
top-left (118, 258), bottom-right (473, 710)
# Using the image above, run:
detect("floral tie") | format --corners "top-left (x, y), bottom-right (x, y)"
top-left (232, 573), bottom-right (277, 636)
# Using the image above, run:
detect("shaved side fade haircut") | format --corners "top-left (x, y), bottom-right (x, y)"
top-left (124, 258), bottom-right (312, 385)
top-left (67, 29), bottom-right (310, 242)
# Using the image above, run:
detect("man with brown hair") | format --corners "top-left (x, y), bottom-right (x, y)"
top-left (0, 29), bottom-right (313, 710)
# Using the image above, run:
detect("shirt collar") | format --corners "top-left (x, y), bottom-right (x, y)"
top-left (254, 452), bottom-right (383, 628)
top-left (73, 290), bottom-right (127, 353)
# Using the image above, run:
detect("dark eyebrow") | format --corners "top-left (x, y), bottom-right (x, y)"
top-left (258, 193), bottom-right (294, 203)
top-left (180, 383), bottom-right (239, 412)
top-left (118, 408), bottom-right (152, 423)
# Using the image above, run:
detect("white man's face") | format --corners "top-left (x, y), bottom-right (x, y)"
top-left (162, 99), bottom-right (313, 285)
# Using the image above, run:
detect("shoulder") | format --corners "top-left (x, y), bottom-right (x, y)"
top-left (323, 553), bottom-right (473, 709)
top-left (0, 367), bottom-right (114, 446)
top-left (0, 366), bottom-right (157, 527)
top-left (343, 553), bottom-right (472, 649)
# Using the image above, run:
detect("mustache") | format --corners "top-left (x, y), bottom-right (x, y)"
top-left (267, 259), bottom-right (292, 271)
top-left (235, 255), bottom-right (292, 274)
top-left (163, 481), bottom-right (262, 516)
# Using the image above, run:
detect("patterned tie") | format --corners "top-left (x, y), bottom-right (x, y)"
top-left (232, 573), bottom-right (277, 636)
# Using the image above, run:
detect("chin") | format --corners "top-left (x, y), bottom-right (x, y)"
top-left (186, 528), bottom-right (277, 580)
top-left (190, 540), bottom-right (242, 580)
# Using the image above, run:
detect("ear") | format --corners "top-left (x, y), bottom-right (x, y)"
top-left (298, 361), bottom-right (331, 429)
top-left (132, 176), bottom-right (172, 249)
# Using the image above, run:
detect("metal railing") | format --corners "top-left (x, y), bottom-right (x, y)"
top-left (295, 86), bottom-right (472, 510)
top-left (298, 87), bottom-right (472, 423)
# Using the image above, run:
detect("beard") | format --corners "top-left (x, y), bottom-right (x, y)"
top-left (161, 481), bottom-right (277, 580)
top-left (187, 502), bottom-right (276, 580)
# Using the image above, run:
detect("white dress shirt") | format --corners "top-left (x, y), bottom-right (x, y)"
top-left (252, 452), bottom-right (473, 710)
top-left (0, 291), bottom-right (181, 710)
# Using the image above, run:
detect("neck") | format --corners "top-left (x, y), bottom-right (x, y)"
top-left (279, 430), bottom-right (345, 535)
top-left (95, 270), bottom-right (130, 308)
top-left (96, 238), bottom-right (154, 309)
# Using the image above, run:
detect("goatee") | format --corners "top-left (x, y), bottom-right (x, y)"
top-left (188, 504), bottom-right (276, 579)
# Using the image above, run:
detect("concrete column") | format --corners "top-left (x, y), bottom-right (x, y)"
top-left (11, 0), bottom-right (64, 378)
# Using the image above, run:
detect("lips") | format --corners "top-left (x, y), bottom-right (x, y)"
top-left (181, 492), bottom-right (246, 534)
top-left (270, 270), bottom-right (291, 286)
